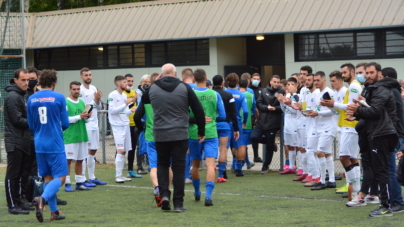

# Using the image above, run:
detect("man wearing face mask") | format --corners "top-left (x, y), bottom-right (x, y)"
top-left (251, 75), bottom-right (285, 174)
top-left (136, 74), bottom-right (151, 105)
top-left (249, 73), bottom-right (263, 163)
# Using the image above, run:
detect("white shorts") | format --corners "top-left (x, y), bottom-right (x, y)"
top-left (87, 130), bottom-right (100, 150)
top-left (297, 128), bottom-right (307, 149)
top-left (284, 133), bottom-right (298, 147)
top-left (112, 125), bottom-right (131, 152)
top-left (306, 136), bottom-right (319, 153)
top-left (339, 132), bottom-right (359, 158)
top-left (317, 135), bottom-right (334, 154)
top-left (65, 142), bottom-right (88, 160)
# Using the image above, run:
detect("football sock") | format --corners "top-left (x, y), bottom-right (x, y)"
top-left (205, 181), bottom-right (215, 200)
top-left (244, 151), bottom-right (251, 166)
top-left (115, 154), bottom-right (125, 177)
top-left (353, 165), bottom-right (361, 193)
top-left (41, 178), bottom-right (62, 202)
top-left (288, 151), bottom-right (296, 170)
top-left (236, 160), bottom-right (243, 171)
top-left (319, 157), bottom-right (326, 184)
top-left (185, 153), bottom-right (191, 179)
top-left (301, 152), bottom-right (308, 174)
top-left (326, 156), bottom-right (335, 182)
top-left (82, 159), bottom-right (87, 180)
top-left (218, 162), bottom-right (226, 178)
top-left (285, 159), bottom-right (290, 166)
top-left (88, 154), bottom-right (96, 180)
top-left (65, 176), bottom-right (70, 184)
top-left (192, 179), bottom-right (201, 196)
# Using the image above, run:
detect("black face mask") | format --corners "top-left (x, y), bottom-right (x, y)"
top-left (28, 79), bottom-right (38, 90)
top-left (143, 84), bottom-right (150, 90)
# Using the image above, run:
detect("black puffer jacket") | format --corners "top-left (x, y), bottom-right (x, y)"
top-left (256, 85), bottom-right (285, 130)
top-left (356, 77), bottom-right (397, 141)
top-left (4, 83), bottom-right (31, 153)
top-left (381, 77), bottom-right (404, 137)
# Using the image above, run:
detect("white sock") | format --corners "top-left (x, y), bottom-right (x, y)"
top-left (82, 158), bottom-right (87, 180)
top-left (88, 154), bottom-right (96, 180)
top-left (313, 154), bottom-right (320, 179)
top-left (116, 154), bottom-right (125, 177)
top-left (297, 151), bottom-right (302, 170)
top-left (319, 157), bottom-right (326, 184)
top-left (345, 170), bottom-right (349, 186)
top-left (288, 151), bottom-right (296, 170)
top-left (346, 168), bottom-right (356, 190)
top-left (326, 156), bottom-right (335, 182)
top-left (353, 165), bottom-right (361, 193)
top-left (66, 175), bottom-right (71, 184)
top-left (307, 152), bottom-right (318, 177)
top-left (301, 153), bottom-right (308, 174)
top-left (75, 175), bottom-right (84, 183)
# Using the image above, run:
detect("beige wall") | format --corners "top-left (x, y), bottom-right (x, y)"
top-left (284, 33), bottom-right (404, 81)
top-left (214, 37), bottom-right (247, 77)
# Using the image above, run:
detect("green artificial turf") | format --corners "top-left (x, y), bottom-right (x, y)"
top-left (0, 164), bottom-right (403, 226)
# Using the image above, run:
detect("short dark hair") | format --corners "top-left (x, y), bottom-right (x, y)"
top-left (14, 68), bottom-right (28, 79)
top-left (193, 68), bottom-right (206, 83)
top-left (300, 65), bottom-right (313, 74)
top-left (182, 68), bottom-right (193, 78)
top-left (382, 67), bottom-right (397, 79)
top-left (27, 66), bottom-right (39, 76)
top-left (114, 75), bottom-right (125, 85)
top-left (280, 79), bottom-right (288, 86)
top-left (307, 73), bottom-right (314, 77)
top-left (340, 63), bottom-right (355, 72)
top-left (39, 70), bottom-right (57, 88)
top-left (287, 77), bottom-right (298, 84)
top-left (225, 73), bottom-right (239, 88)
top-left (329, 70), bottom-right (342, 80)
top-left (212, 75), bottom-right (223, 86)
top-left (239, 79), bottom-right (249, 88)
top-left (272, 75), bottom-right (280, 80)
top-left (80, 67), bottom-right (90, 75)
top-left (291, 73), bottom-right (299, 77)
top-left (125, 74), bottom-right (133, 78)
top-left (356, 62), bottom-right (367, 69)
top-left (314, 71), bottom-right (326, 78)
top-left (150, 73), bottom-right (159, 85)
top-left (241, 73), bottom-right (251, 81)
top-left (365, 62), bottom-right (382, 72)
top-left (252, 73), bottom-right (261, 78)
top-left (69, 81), bottom-right (81, 89)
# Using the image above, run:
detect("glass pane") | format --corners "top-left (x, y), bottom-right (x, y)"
top-left (168, 40), bottom-right (196, 65)
top-left (89, 46), bottom-right (104, 68)
top-left (69, 47), bottom-right (89, 69)
top-left (297, 34), bottom-right (317, 60)
top-left (318, 33), bottom-right (354, 58)
top-left (36, 50), bottom-right (50, 70)
top-left (356, 32), bottom-right (375, 56)
top-left (108, 46), bottom-right (118, 67)
top-left (134, 44), bottom-right (145, 66)
top-left (386, 30), bottom-right (404, 55)
top-left (151, 43), bottom-right (165, 65)
top-left (50, 48), bottom-right (68, 70)
top-left (196, 39), bottom-right (209, 64)
top-left (119, 45), bottom-right (132, 66)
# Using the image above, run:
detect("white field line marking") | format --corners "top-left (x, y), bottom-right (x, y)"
top-left (105, 184), bottom-right (343, 203)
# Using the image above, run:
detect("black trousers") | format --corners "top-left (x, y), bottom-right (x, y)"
top-left (5, 147), bottom-right (30, 208)
top-left (250, 126), bottom-right (278, 168)
top-left (360, 135), bottom-right (398, 208)
top-left (128, 126), bottom-right (141, 171)
top-left (24, 141), bottom-right (38, 202)
top-left (156, 140), bottom-right (188, 207)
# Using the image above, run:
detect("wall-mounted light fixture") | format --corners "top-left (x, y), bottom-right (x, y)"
top-left (98, 47), bottom-right (104, 51)
top-left (256, 35), bottom-right (265, 41)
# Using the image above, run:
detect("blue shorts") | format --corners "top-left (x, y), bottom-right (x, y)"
top-left (217, 129), bottom-right (231, 138)
top-left (240, 130), bottom-right (252, 146)
top-left (146, 141), bottom-right (157, 169)
top-left (36, 153), bottom-right (69, 178)
top-left (228, 124), bottom-right (242, 149)
top-left (138, 131), bottom-right (147, 155)
top-left (189, 138), bottom-right (218, 160)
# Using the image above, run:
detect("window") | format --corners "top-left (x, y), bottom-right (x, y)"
top-left (89, 46), bottom-right (104, 68)
top-left (107, 46), bottom-right (118, 67)
top-left (69, 47), bottom-right (89, 69)
top-left (151, 43), bottom-right (165, 65)
top-left (168, 40), bottom-right (196, 65)
top-left (119, 45), bottom-right (133, 66)
top-left (50, 48), bottom-right (68, 69)
top-left (134, 44), bottom-right (145, 66)
top-left (386, 30), bottom-right (404, 56)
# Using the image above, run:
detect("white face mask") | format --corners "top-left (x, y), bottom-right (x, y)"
top-left (36, 86), bottom-right (42, 91)
top-left (126, 86), bottom-right (133, 90)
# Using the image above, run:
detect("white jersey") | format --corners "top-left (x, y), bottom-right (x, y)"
top-left (107, 90), bottom-right (132, 127)
top-left (79, 84), bottom-right (101, 130)
top-left (305, 88), bottom-right (319, 137)
top-left (334, 86), bottom-right (347, 132)
top-left (296, 86), bottom-right (309, 129)
top-left (334, 80), bottom-right (363, 133)
top-left (314, 87), bottom-right (337, 136)
top-left (281, 94), bottom-right (298, 134)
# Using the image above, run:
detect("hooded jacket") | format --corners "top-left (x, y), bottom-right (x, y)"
top-left (148, 76), bottom-right (205, 142)
top-left (356, 77), bottom-right (398, 141)
top-left (4, 83), bottom-right (31, 153)
top-left (256, 85), bottom-right (285, 130)
top-left (381, 77), bottom-right (404, 137)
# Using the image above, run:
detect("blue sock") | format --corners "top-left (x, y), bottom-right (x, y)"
top-left (218, 162), bottom-right (226, 178)
top-left (285, 159), bottom-right (290, 165)
top-left (48, 194), bottom-right (58, 212)
top-left (236, 160), bottom-right (243, 171)
top-left (41, 178), bottom-right (62, 201)
top-left (232, 157), bottom-right (236, 170)
top-left (245, 152), bottom-right (251, 165)
top-left (185, 153), bottom-right (191, 179)
top-left (205, 181), bottom-right (215, 200)
top-left (192, 179), bottom-right (201, 196)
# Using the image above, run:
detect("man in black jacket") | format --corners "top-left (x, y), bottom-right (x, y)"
top-left (250, 75), bottom-right (285, 174)
top-left (4, 68), bottom-right (33, 215)
top-left (249, 73), bottom-right (263, 162)
top-left (212, 75), bottom-right (239, 181)
top-left (148, 63), bottom-right (205, 213)
top-left (347, 62), bottom-right (398, 217)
